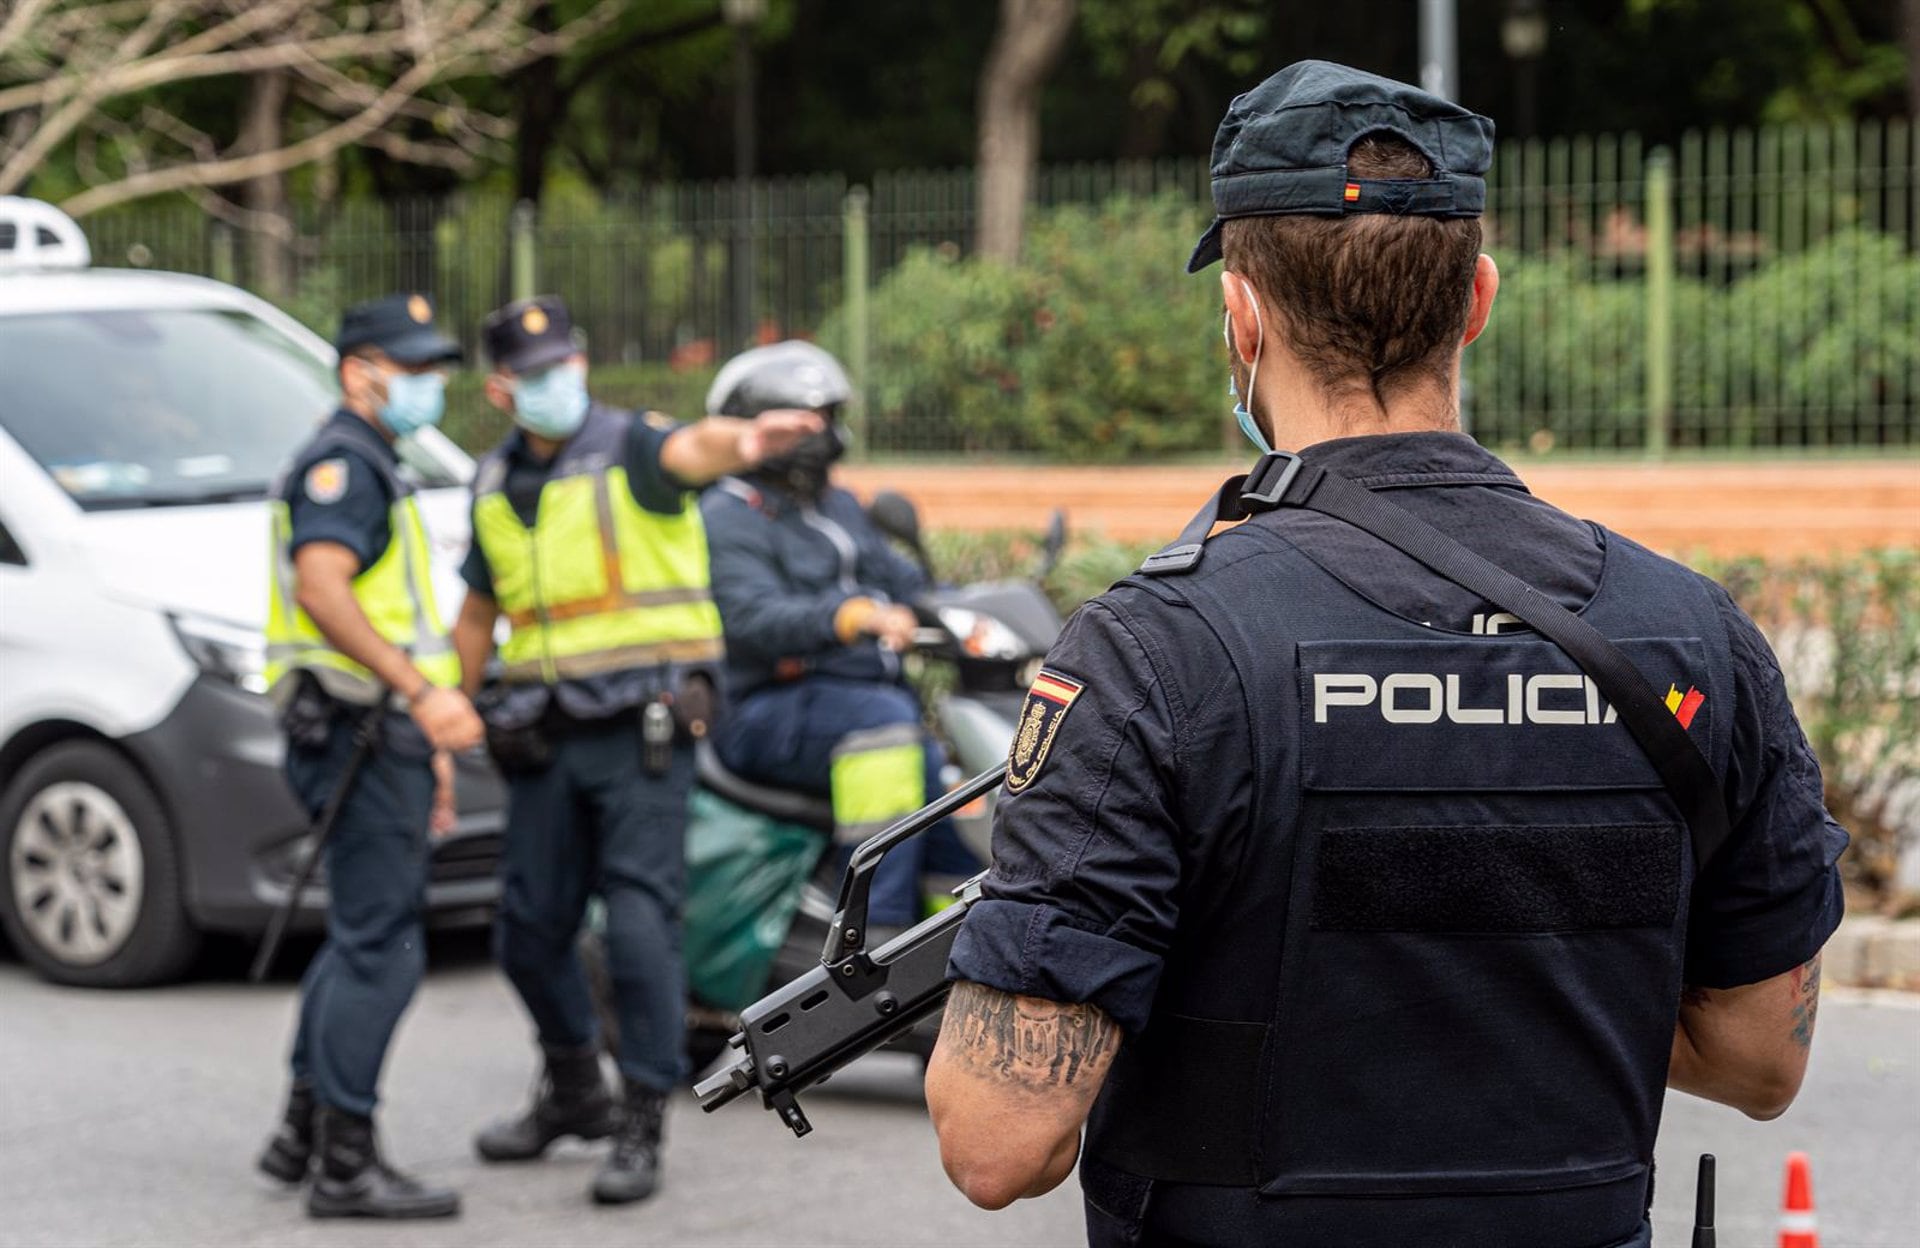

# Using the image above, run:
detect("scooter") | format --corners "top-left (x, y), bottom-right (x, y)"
top-left (580, 492), bottom-right (1068, 1076)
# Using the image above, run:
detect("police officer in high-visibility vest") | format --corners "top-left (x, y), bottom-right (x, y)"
top-left (452, 296), bottom-right (820, 1206)
top-left (255, 293), bottom-right (483, 1220)
top-left (924, 63), bottom-right (1847, 1247)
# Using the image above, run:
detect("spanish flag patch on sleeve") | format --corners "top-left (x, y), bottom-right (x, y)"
top-left (1006, 669), bottom-right (1084, 793)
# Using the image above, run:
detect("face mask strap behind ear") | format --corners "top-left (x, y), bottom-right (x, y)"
top-left (1226, 277), bottom-right (1269, 454)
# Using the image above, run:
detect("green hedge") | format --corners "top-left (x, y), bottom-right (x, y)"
top-left (928, 528), bottom-right (1918, 902)
top-left (844, 200), bottom-right (1920, 458)
top-left (827, 197), bottom-right (1228, 458)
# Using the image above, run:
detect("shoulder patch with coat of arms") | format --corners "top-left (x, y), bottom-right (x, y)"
top-left (304, 458), bottom-right (349, 504)
top-left (1005, 669), bottom-right (1084, 793)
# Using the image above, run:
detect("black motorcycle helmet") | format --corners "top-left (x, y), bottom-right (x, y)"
top-left (706, 341), bottom-right (853, 497)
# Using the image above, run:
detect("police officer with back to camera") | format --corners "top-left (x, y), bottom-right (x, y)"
top-left (700, 341), bottom-right (983, 938)
top-left (922, 62), bottom-right (1848, 1248)
top-left (450, 296), bottom-right (820, 1206)
top-left (256, 293), bottom-right (483, 1220)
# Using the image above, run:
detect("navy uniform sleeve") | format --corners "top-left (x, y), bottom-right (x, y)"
top-left (1684, 590), bottom-right (1849, 989)
top-left (623, 411), bottom-right (690, 516)
top-left (285, 449), bottom-right (392, 573)
top-left (948, 596), bottom-right (1199, 1035)
top-left (460, 499), bottom-right (495, 599)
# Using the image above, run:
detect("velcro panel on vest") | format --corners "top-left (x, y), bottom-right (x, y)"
top-left (1247, 632), bottom-right (1691, 1219)
top-left (1311, 824), bottom-right (1680, 933)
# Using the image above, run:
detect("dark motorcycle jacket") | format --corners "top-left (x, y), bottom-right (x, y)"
top-left (699, 476), bottom-right (927, 698)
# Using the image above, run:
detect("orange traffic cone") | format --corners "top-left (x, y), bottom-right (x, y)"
top-left (1778, 1151), bottom-right (1819, 1248)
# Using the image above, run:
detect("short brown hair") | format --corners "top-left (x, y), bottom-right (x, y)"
top-left (1222, 133), bottom-right (1481, 411)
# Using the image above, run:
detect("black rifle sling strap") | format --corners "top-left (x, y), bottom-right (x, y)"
top-left (1144, 453), bottom-right (1732, 869)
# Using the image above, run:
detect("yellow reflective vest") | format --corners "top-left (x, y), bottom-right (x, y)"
top-left (471, 406), bottom-right (723, 685)
top-left (264, 433), bottom-right (457, 705)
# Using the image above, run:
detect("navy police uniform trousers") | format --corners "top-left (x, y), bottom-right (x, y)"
top-left (494, 721), bottom-right (693, 1094)
top-left (284, 711), bottom-right (434, 1117)
top-left (714, 677), bottom-right (979, 927)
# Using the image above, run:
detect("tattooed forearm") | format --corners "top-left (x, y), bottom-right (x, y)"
top-left (1788, 954), bottom-right (1822, 1051)
top-left (938, 981), bottom-right (1120, 1091)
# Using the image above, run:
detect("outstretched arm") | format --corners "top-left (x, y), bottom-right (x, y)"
top-left (924, 981), bottom-right (1122, 1211)
top-left (659, 409), bottom-right (823, 486)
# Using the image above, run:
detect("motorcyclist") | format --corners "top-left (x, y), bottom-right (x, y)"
top-left (699, 341), bottom-right (981, 932)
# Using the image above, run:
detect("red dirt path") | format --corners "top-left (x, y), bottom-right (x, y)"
top-left (839, 460), bottom-right (1919, 558)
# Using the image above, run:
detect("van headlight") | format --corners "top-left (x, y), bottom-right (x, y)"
top-left (169, 612), bottom-right (269, 695)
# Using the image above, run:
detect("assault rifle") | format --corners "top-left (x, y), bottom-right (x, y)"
top-left (692, 763), bottom-right (1005, 1137)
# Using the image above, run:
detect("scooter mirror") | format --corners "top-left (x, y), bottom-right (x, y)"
top-left (868, 490), bottom-right (922, 547)
top-left (1044, 510), bottom-right (1067, 556)
top-left (1039, 509), bottom-right (1068, 578)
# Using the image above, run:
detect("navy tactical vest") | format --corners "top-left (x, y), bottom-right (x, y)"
top-left (1079, 504), bottom-right (1735, 1248)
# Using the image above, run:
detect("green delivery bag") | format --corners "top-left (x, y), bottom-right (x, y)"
top-left (681, 787), bottom-right (826, 1012)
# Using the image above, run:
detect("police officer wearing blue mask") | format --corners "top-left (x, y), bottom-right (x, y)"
top-left (256, 292), bottom-right (483, 1219)
top-left (455, 295), bottom-right (820, 1207)
top-left (924, 62), bottom-right (1847, 1248)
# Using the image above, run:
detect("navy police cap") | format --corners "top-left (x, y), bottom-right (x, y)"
top-left (1187, 59), bottom-right (1494, 273)
top-left (334, 292), bottom-right (461, 364)
top-left (481, 295), bottom-right (579, 374)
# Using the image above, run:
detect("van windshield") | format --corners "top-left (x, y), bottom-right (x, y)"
top-left (0, 306), bottom-right (458, 509)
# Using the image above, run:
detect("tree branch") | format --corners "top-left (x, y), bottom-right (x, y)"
top-left (59, 52), bottom-right (449, 215)
top-left (0, 0), bottom-right (60, 63)
top-left (0, 0), bottom-right (192, 193)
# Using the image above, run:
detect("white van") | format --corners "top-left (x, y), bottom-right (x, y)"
top-left (0, 200), bottom-right (503, 987)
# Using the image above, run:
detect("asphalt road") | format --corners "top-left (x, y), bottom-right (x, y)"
top-left (2, 937), bottom-right (1915, 1248)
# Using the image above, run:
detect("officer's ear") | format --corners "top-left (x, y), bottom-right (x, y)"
top-left (1461, 254), bottom-right (1499, 347)
top-left (338, 350), bottom-right (386, 407)
top-left (483, 369), bottom-right (515, 413)
top-left (1219, 270), bottom-right (1262, 364)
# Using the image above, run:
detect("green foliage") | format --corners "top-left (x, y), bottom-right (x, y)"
top-left (1077, 0), bottom-right (1267, 111)
top-left (849, 204), bottom-right (1920, 457)
top-left (1469, 229), bottom-right (1920, 448)
top-left (1709, 548), bottom-right (1920, 898)
top-left (835, 195), bottom-right (1225, 459)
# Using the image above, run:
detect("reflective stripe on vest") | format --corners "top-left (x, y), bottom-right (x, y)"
top-left (263, 492), bottom-right (456, 704)
top-left (472, 460), bottom-right (723, 686)
top-left (828, 723), bottom-right (926, 846)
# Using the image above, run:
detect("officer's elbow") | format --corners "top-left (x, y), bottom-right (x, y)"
top-left (938, 1139), bottom-right (1043, 1211)
top-left (293, 577), bottom-right (330, 620)
top-left (1737, 1064), bottom-right (1807, 1122)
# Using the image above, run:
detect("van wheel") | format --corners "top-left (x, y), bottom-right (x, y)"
top-left (0, 741), bottom-right (200, 987)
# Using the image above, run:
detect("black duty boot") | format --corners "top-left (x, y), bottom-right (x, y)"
top-left (590, 1081), bottom-right (666, 1206)
top-left (256, 1079), bottom-right (315, 1183)
top-left (475, 1043), bottom-right (617, 1162)
top-left (306, 1105), bottom-right (460, 1220)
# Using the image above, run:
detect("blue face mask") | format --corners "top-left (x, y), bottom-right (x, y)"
top-left (379, 370), bottom-right (446, 437)
top-left (1224, 289), bottom-right (1270, 454)
top-left (513, 362), bottom-right (589, 439)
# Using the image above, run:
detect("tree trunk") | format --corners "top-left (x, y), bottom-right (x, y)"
top-left (1906, 0), bottom-right (1919, 127)
top-left (974, 0), bottom-right (1078, 263)
top-left (512, 3), bottom-right (563, 205)
top-left (1118, 44), bottom-right (1174, 160)
top-left (237, 69), bottom-right (293, 301)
